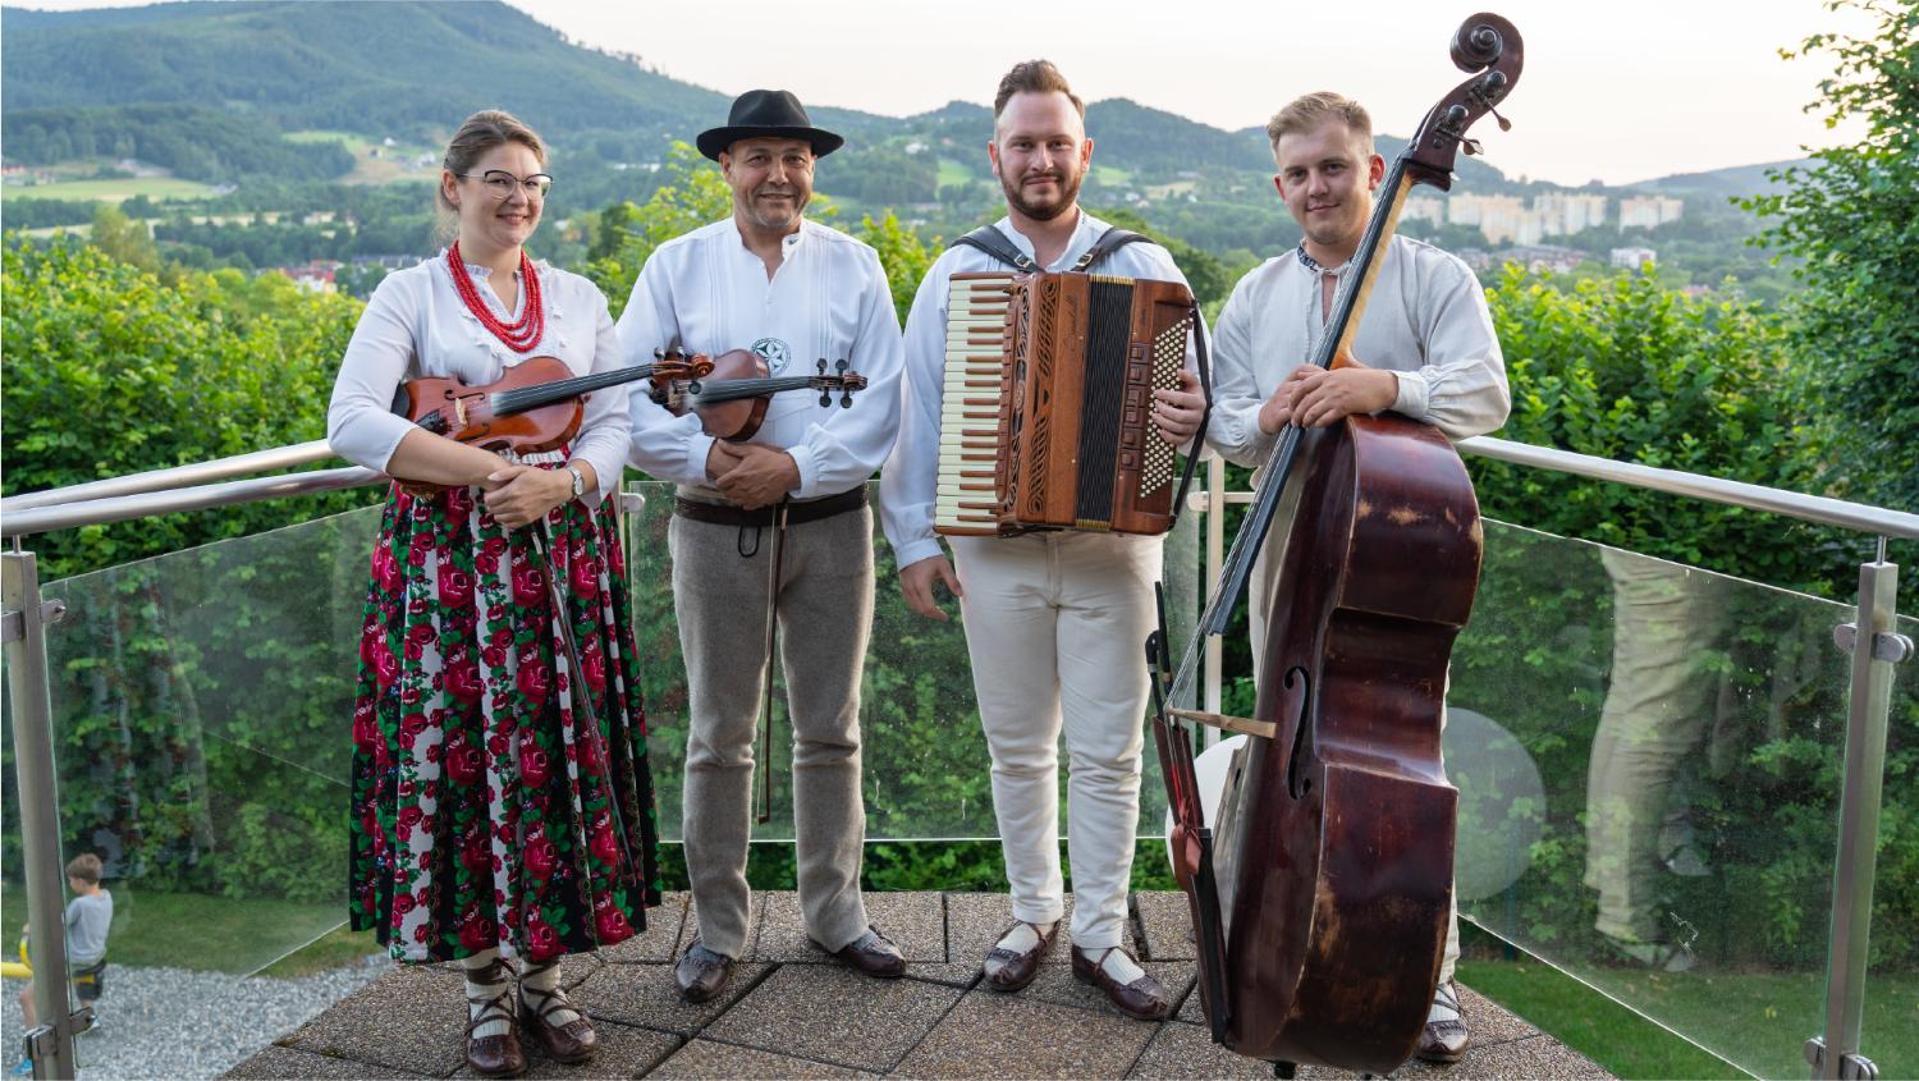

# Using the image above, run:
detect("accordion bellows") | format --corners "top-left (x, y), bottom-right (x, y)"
top-left (936, 270), bottom-right (1197, 537)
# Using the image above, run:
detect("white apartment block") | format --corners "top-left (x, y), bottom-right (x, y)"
top-left (1610, 246), bottom-right (1658, 269)
top-left (1618, 196), bottom-right (1685, 230)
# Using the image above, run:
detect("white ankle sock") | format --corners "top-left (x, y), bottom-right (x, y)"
top-left (1428, 981), bottom-right (1462, 1024)
top-left (1098, 947), bottom-right (1146, 985)
top-left (521, 958), bottom-right (582, 1027)
top-left (461, 949), bottom-right (514, 1040)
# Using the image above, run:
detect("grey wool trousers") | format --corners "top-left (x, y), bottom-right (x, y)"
top-left (668, 501), bottom-right (874, 958)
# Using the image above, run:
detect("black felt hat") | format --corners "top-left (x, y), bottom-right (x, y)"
top-left (696, 89), bottom-right (844, 161)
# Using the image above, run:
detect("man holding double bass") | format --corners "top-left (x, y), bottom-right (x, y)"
top-left (619, 89), bottom-right (907, 1003)
top-left (1206, 90), bottom-right (1511, 1064)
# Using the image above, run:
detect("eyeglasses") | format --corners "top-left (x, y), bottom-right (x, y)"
top-left (455, 169), bottom-right (553, 200)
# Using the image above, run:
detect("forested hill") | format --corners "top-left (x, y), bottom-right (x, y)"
top-left (0, 1), bottom-right (731, 142)
top-left (0, 0), bottom-right (1508, 189)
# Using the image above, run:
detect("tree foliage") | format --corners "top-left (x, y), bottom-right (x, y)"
top-left (1743, 0), bottom-right (1919, 512)
top-left (0, 235), bottom-right (378, 579)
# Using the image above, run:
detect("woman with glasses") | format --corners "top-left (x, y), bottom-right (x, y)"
top-left (327, 110), bottom-right (661, 1078)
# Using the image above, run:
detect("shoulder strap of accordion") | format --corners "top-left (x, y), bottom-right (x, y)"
top-left (1069, 228), bottom-right (1150, 272)
top-left (949, 226), bottom-right (1036, 272)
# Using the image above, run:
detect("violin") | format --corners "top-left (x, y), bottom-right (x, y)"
top-left (392, 347), bottom-right (712, 455)
top-left (655, 348), bottom-right (869, 441)
top-left (1151, 13), bottom-right (1522, 1074)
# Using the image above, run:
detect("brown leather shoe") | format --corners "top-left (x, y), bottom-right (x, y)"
top-left (520, 986), bottom-right (598, 1065)
top-left (463, 966), bottom-right (525, 1078)
top-left (983, 920), bottom-right (1058, 992)
top-left (812, 925), bottom-right (906, 978)
top-left (1071, 945), bottom-right (1170, 1021)
top-left (674, 941), bottom-right (735, 1004)
top-left (1414, 980), bottom-right (1469, 1064)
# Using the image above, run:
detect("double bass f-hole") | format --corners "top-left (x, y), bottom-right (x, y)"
top-left (1281, 666), bottom-right (1314, 800)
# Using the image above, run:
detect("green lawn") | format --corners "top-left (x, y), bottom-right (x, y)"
top-left (1, 886), bottom-right (359, 977)
top-left (1459, 923), bottom-right (1919, 1079)
top-left (2, 177), bottom-right (216, 202)
top-left (1092, 165), bottom-right (1132, 186)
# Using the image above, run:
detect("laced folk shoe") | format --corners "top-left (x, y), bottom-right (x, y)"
top-left (520, 987), bottom-right (597, 1065)
top-left (1071, 945), bottom-right (1171, 1021)
top-left (674, 940), bottom-right (736, 1004)
top-left (983, 919), bottom-right (1059, 991)
top-left (1415, 980), bottom-right (1470, 1064)
top-left (814, 925), bottom-right (907, 978)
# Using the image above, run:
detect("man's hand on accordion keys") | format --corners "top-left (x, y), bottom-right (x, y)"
top-left (1151, 370), bottom-right (1207, 447)
top-left (899, 555), bottom-right (964, 621)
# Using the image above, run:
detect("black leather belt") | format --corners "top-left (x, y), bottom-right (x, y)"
top-left (673, 487), bottom-right (866, 529)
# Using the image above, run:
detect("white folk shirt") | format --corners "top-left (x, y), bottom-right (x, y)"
top-left (327, 254), bottom-right (628, 505)
top-left (1208, 234), bottom-right (1510, 478)
top-left (880, 212), bottom-right (1201, 569)
top-left (618, 218), bottom-right (904, 501)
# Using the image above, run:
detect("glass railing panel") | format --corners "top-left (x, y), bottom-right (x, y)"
top-left (622, 479), bottom-right (1198, 842)
top-left (1446, 521), bottom-right (1914, 1079)
top-left (2, 506), bottom-right (390, 1072)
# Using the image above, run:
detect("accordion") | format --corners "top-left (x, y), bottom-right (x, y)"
top-left (936, 270), bottom-right (1199, 537)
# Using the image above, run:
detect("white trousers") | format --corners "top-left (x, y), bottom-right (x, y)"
top-left (950, 530), bottom-right (1162, 950)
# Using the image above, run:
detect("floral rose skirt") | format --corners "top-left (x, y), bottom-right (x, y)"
top-left (347, 477), bottom-right (662, 963)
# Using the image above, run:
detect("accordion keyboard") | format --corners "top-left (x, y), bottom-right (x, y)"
top-left (935, 272), bottom-right (1015, 535)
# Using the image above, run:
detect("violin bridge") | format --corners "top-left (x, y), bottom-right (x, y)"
top-left (1169, 708), bottom-right (1276, 741)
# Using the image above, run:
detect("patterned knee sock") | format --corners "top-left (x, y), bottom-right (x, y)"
top-left (520, 957), bottom-right (582, 1028)
top-left (461, 949), bottom-right (515, 1040)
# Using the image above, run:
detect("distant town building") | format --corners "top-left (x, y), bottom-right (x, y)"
top-left (1534, 192), bottom-right (1609, 236)
top-left (1504, 245), bottom-right (1586, 275)
top-left (1403, 195), bottom-right (1447, 226)
top-left (1618, 195), bottom-right (1684, 230)
top-left (1610, 246), bottom-right (1658, 270)
top-left (278, 261), bottom-right (341, 294)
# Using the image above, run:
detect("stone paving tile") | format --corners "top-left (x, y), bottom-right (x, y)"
top-left (701, 963), bottom-right (964, 1073)
top-left (282, 966), bottom-right (467, 1077)
top-left (226, 1045), bottom-right (430, 1079)
top-left (944, 892), bottom-right (1134, 968)
top-left (1454, 983), bottom-right (1541, 1047)
top-left (1397, 1034), bottom-right (1611, 1080)
top-left (647, 1038), bottom-right (882, 1079)
top-left (749, 890), bottom-right (945, 963)
top-left (1134, 892), bottom-right (1196, 961)
top-left (572, 960), bottom-right (774, 1036)
top-left (601, 892), bottom-right (691, 964)
top-left (446, 1018), bottom-right (681, 1079)
top-left (1008, 960), bottom-right (1196, 1018)
top-left (892, 991), bottom-right (1158, 1078)
top-left (1129, 1022), bottom-right (1343, 1079)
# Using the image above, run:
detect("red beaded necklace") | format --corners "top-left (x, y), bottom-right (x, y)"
top-left (447, 240), bottom-right (545, 353)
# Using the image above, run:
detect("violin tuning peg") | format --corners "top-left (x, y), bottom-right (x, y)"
top-left (816, 358), bottom-right (828, 375)
top-left (819, 391), bottom-right (832, 407)
top-left (839, 391), bottom-right (853, 408)
top-left (1461, 138), bottom-right (1483, 156)
top-left (1495, 112), bottom-right (1513, 132)
top-left (836, 358), bottom-right (848, 374)
top-left (653, 347), bottom-right (665, 359)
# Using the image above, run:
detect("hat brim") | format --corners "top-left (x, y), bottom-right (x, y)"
top-left (697, 125), bottom-right (844, 161)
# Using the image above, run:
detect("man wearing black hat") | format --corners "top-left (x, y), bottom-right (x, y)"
top-left (620, 90), bottom-right (906, 1003)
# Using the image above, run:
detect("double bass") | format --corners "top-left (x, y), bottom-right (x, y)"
top-left (1150, 13), bottom-right (1522, 1074)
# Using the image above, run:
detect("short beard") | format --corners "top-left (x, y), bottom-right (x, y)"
top-left (1000, 168), bottom-right (1082, 222)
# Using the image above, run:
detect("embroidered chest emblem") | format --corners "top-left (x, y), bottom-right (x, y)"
top-left (752, 336), bottom-right (791, 375)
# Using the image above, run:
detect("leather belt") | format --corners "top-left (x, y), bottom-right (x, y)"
top-left (673, 487), bottom-right (865, 528)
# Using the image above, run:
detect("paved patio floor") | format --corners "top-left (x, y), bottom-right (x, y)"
top-left (229, 892), bottom-right (1612, 1079)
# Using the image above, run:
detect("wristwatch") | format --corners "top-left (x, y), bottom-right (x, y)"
top-left (566, 464), bottom-right (586, 500)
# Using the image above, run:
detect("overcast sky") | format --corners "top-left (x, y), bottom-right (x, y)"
top-left (513, 0), bottom-right (1872, 186)
top-left (9, 0), bottom-right (1874, 186)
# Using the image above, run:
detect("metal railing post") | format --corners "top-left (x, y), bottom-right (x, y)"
top-left (1202, 455), bottom-right (1226, 748)
top-left (2, 550), bottom-right (83, 1080)
top-left (1809, 539), bottom-right (1911, 1081)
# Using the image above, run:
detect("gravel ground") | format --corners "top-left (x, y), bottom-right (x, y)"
top-left (0, 960), bottom-right (381, 1079)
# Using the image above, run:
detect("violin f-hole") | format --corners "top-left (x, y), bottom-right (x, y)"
top-left (1281, 666), bottom-right (1314, 800)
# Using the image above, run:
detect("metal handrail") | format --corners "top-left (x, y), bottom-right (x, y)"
top-left (0, 440), bottom-right (339, 514)
top-left (1, 466), bottom-right (383, 539)
top-left (1189, 436), bottom-right (1919, 542)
